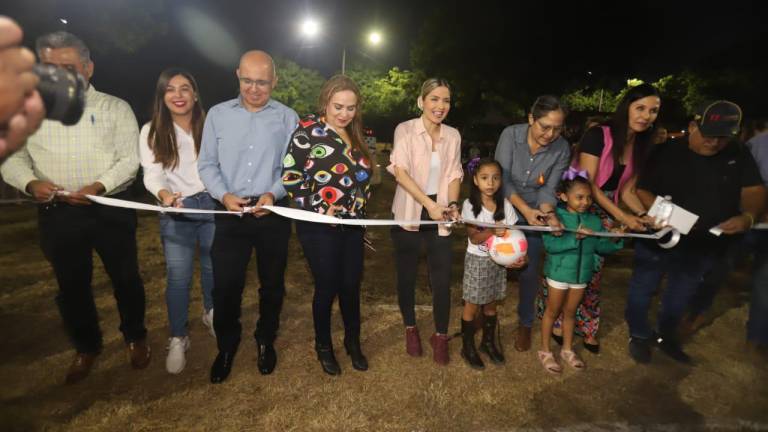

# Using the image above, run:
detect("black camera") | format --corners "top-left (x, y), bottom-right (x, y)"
top-left (32, 63), bottom-right (86, 125)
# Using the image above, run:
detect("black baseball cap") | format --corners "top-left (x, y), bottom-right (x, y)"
top-left (693, 100), bottom-right (742, 137)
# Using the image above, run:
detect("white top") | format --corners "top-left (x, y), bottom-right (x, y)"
top-left (424, 151), bottom-right (441, 195)
top-left (139, 122), bottom-right (206, 199)
top-left (461, 198), bottom-right (518, 256)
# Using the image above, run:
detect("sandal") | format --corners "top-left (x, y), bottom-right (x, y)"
top-left (537, 350), bottom-right (562, 374)
top-left (560, 349), bottom-right (585, 370)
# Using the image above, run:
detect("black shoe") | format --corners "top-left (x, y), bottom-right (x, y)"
top-left (461, 319), bottom-right (485, 370)
top-left (316, 344), bottom-right (341, 376)
top-left (478, 315), bottom-right (505, 365)
top-left (344, 337), bottom-right (369, 371)
top-left (552, 332), bottom-right (564, 346)
top-left (628, 337), bottom-right (652, 364)
top-left (257, 343), bottom-right (277, 375)
top-left (583, 342), bottom-right (600, 354)
top-left (658, 338), bottom-right (692, 364)
top-left (210, 351), bottom-right (235, 384)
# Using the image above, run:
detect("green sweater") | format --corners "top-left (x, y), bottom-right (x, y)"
top-left (543, 207), bottom-right (623, 285)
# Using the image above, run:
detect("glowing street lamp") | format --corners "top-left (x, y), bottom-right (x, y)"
top-left (301, 19), bottom-right (319, 37)
top-left (299, 19), bottom-right (384, 75)
top-left (368, 31), bottom-right (382, 45)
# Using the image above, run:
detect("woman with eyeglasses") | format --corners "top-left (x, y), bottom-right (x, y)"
top-left (494, 95), bottom-right (571, 353)
top-left (536, 83), bottom-right (661, 354)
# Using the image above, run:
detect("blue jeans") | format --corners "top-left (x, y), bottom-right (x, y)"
top-left (747, 230), bottom-right (768, 346)
top-left (159, 192), bottom-right (215, 337)
top-left (625, 240), bottom-right (718, 340)
top-left (516, 229), bottom-right (543, 328)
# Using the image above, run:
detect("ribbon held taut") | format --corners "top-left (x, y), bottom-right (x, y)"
top-left (85, 195), bottom-right (682, 247)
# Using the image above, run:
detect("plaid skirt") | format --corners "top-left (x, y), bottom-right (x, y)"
top-left (462, 252), bottom-right (507, 305)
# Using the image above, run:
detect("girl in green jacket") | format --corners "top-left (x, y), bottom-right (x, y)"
top-left (538, 170), bottom-right (623, 374)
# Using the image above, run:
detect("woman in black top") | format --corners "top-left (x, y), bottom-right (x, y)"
top-left (282, 75), bottom-right (372, 376)
top-left (537, 84), bottom-right (660, 352)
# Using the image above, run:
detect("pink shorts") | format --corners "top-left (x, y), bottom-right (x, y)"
top-left (546, 278), bottom-right (587, 290)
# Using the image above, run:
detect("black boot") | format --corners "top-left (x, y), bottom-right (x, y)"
top-left (461, 319), bottom-right (485, 370)
top-left (344, 334), bottom-right (369, 372)
top-left (479, 315), bottom-right (505, 364)
top-left (315, 343), bottom-right (341, 376)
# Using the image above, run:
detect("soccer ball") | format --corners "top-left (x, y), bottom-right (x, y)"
top-left (485, 229), bottom-right (527, 267)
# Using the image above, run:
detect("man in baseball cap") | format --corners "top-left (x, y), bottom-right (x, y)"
top-left (689, 100), bottom-right (743, 154)
top-left (626, 99), bottom-right (765, 365)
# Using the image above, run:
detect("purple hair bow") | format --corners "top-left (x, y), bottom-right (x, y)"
top-left (562, 166), bottom-right (588, 181)
top-left (466, 157), bottom-right (481, 174)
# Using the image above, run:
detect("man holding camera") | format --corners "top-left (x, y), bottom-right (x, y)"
top-left (0, 16), bottom-right (44, 162)
top-left (0, 31), bottom-right (149, 384)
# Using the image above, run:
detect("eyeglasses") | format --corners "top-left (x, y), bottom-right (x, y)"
top-left (239, 77), bottom-right (272, 88)
top-left (535, 120), bottom-right (564, 135)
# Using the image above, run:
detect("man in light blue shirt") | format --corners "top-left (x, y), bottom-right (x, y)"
top-left (198, 50), bottom-right (298, 384)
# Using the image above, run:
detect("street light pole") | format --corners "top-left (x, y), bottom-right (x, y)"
top-left (341, 46), bottom-right (346, 75)
top-left (299, 19), bottom-right (382, 76)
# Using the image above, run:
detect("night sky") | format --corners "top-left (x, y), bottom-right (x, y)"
top-left (4, 0), bottom-right (766, 124)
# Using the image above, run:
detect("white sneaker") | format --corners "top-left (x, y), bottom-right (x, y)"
top-left (202, 308), bottom-right (216, 338)
top-left (165, 336), bottom-right (190, 374)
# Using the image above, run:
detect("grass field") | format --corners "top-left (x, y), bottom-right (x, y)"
top-left (1, 154), bottom-right (767, 431)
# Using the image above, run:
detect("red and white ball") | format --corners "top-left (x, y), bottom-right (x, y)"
top-left (484, 229), bottom-right (527, 266)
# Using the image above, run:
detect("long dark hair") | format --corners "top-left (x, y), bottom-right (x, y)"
top-left (468, 158), bottom-right (505, 221)
top-left (318, 74), bottom-right (370, 163)
top-left (148, 68), bottom-right (205, 170)
top-left (605, 83), bottom-right (660, 173)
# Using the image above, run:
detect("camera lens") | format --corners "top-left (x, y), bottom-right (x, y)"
top-left (32, 64), bottom-right (86, 126)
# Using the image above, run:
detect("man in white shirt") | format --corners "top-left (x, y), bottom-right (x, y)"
top-left (1, 31), bottom-right (149, 384)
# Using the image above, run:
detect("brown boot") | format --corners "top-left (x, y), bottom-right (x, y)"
top-left (127, 339), bottom-right (151, 369)
top-left (65, 352), bottom-right (98, 384)
top-left (429, 333), bottom-right (450, 365)
top-left (514, 325), bottom-right (531, 352)
top-left (405, 326), bottom-right (423, 357)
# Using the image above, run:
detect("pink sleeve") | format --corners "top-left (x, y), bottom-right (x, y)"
top-left (446, 130), bottom-right (464, 183)
top-left (387, 123), bottom-right (410, 176)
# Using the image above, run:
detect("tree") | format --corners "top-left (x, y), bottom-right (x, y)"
top-left (348, 66), bottom-right (422, 119)
top-left (271, 58), bottom-right (325, 117)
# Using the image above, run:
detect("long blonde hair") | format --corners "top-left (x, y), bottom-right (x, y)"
top-left (318, 75), bottom-right (370, 163)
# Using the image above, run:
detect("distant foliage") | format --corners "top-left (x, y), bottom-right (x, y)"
top-left (348, 67), bottom-right (422, 118)
top-left (272, 58), bottom-right (325, 117)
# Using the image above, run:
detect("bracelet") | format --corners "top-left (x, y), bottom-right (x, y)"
top-left (743, 212), bottom-right (755, 228)
top-left (448, 201), bottom-right (459, 208)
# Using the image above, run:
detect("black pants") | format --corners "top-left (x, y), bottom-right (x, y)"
top-left (211, 206), bottom-right (291, 353)
top-left (38, 193), bottom-right (146, 354)
top-left (390, 224), bottom-right (453, 334)
top-left (296, 221), bottom-right (364, 347)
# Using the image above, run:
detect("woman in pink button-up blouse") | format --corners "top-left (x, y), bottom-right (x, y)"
top-left (387, 78), bottom-right (463, 365)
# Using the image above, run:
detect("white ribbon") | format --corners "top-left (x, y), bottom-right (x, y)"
top-left (85, 194), bottom-right (681, 247)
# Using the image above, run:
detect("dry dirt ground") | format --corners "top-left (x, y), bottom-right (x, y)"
top-left (1, 155), bottom-right (767, 431)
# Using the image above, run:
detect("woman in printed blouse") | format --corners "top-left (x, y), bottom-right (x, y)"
top-left (282, 75), bottom-right (372, 376)
top-left (388, 78), bottom-right (463, 366)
